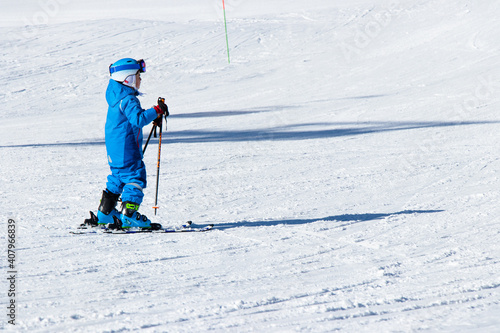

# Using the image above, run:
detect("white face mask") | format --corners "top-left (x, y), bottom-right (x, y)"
top-left (122, 74), bottom-right (137, 89)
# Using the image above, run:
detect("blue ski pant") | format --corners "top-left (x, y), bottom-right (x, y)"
top-left (106, 160), bottom-right (147, 204)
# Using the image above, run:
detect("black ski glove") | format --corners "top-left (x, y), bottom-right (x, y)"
top-left (154, 97), bottom-right (169, 117)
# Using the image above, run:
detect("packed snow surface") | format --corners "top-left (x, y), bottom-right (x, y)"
top-left (1, 0), bottom-right (500, 332)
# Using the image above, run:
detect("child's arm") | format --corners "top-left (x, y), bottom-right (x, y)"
top-left (120, 96), bottom-right (158, 128)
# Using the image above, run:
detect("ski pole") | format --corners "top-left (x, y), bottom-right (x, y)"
top-left (222, 0), bottom-right (230, 63)
top-left (143, 123), bottom-right (157, 155)
top-left (152, 97), bottom-right (166, 215)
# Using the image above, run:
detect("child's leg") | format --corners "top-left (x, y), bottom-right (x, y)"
top-left (106, 169), bottom-right (125, 196)
top-left (96, 169), bottom-right (125, 225)
top-left (115, 161), bottom-right (154, 228)
top-left (120, 161), bottom-right (147, 205)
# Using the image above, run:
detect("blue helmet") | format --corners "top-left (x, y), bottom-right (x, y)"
top-left (109, 58), bottom-right (146, 82)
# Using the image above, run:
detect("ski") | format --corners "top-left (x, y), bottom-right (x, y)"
top-left (106, 221), bottom-right (214, 234)
top-left (70, 220), bottom-right (214, 235)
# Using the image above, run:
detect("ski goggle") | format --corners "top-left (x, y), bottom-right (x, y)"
top-left (109, 59), bottom-right (146, 75)
top-left (137, 59), bottom-right (146, 73)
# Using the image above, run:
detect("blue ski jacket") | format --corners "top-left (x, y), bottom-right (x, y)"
top-left (104, 79), bottom-right (158, 168)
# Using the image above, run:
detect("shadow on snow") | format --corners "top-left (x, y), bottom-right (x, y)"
top-left (212, 210), bottom-right (445, 230)
top-left (1, 119), bottom-right (498, 148)
top-left (164, 120), bottom-right (498, 144)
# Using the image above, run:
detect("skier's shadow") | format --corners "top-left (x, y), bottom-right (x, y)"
top-left (212, 210), bottom-right (444, 230)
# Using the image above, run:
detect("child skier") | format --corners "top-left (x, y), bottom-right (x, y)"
top-left (93, 58), bottom-right (168, 230)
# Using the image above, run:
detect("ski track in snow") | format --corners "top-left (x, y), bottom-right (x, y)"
top-left (1, 0), bottom-right (500, 332)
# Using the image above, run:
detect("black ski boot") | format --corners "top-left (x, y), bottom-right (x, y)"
top-left (97, 190), bottom-right (121, 227)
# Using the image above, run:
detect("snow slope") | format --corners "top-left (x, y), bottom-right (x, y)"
top-left (1, 0), bottom-right (500, 331)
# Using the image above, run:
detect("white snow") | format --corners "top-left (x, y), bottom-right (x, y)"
top-left (1, 0), bottom-right (500, 331)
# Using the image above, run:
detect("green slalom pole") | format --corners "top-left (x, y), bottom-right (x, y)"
top-left (223, 0), bottom-right (230, 63)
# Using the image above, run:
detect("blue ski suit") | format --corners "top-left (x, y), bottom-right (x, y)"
top-left (104, 79), bottom-right (158, 204)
